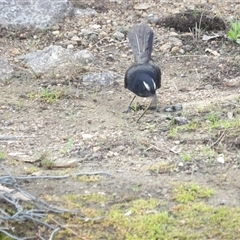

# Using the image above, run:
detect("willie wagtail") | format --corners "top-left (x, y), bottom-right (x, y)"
top-left (124, 23), bottom-right (161, 122)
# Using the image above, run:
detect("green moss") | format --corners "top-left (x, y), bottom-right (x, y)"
top-left (5, 184), bottom-right (240, 239)
top-left (173, 182), bottom-right (215, 203)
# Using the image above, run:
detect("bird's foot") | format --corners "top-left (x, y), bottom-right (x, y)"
top-left (148, 105), bottom-right (160, 112)
top-left (123, 106), bottom-right (134, 113)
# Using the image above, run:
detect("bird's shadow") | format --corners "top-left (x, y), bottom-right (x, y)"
top-left (123, 104), bottom-right (159, 113)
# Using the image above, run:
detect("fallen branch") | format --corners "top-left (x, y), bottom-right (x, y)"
top-left (0, 135), bottom-right (35, 141)
top-left (210, 131), bottom-right (226, 148)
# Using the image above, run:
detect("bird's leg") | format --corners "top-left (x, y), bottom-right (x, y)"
top-left (136, 99), bottom-right (152, 123)
top-left (123, 95), bottom-right (136, 113)
top-left (136, 94), bottom-right (159, 123)
top-left (151, 93), bottom-right (159, 112)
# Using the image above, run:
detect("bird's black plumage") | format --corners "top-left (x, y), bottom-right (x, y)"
top-left (124, 23), bottom-right (161, 121)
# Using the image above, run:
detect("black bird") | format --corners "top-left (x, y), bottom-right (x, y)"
top-left (124, 23), bottom-right (161, 122)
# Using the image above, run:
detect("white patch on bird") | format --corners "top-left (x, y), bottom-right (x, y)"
top-left (143, 81), bottom-right (150, 91)
top-left (151, 79), bottom-right (156, 90)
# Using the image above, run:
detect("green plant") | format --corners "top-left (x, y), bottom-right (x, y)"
top-left (39, 151), bottom-right (54, 169)
top-left (18, 99), bottom-right (24, 109)
top-left (0, 152), bottom-right (5, 160)
top-left (183, 120), bottom-right (199, 131)
top-left (228, 20), bottom-right (240, 44)
top-left (173, 182), bottom-right (215, 203)
top-left (181, 153), bottom-right (191, 162)
top-left (131, 103), bottom-right (138, 112)
top-left (168, 126), bottom-right (178, 139)
top-left (61, 138), bottom-right (74, 155)
top-left (133, 184), bottom-right (140, 192)
top-left (40, 87), bottom-right (64, 104)
top-left (207, 112), bottom-right (220, 128)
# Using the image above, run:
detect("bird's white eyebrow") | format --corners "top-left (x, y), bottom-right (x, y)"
top-left (143, 81), bottom-right (150, 91)
top-left (151, 79), bottom-right (156, 90)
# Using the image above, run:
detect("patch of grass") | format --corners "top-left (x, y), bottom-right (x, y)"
top-left (207, 112), bottom-right (220, 128)
top-left (131, 103), bottom-right (138, 112)
top-left (29, 87), bottom-right (64, 104)
top-left (133, 184), bottom-right (140, 192)
top-left (79, 175), bottom-right (100, 182)
top-left (23, 166), bottom-right (39, 174)
top-left (38, 151), bottom-right (54, 169)
top-left (28, 182), bottom-right (240, 240)
top-left (81, 193), bottom-right (109, 204)
top-left (172, 182), bottom-right (215, 203)
top-left (0, 233), bottom-right (11, 240)
top-left (196, 105), bottom-right (204, 113)
top-left (62, 195), bottom-right (83, 209)
top-left (168, 126), bottom-right (178, 139)
top-left (145, 123), bottom-right (155, 131)
top-left (218, 116), bottom-right (240, 130)
top-left (107, 207), bottom-right (173, 240)
top-left (148, 161), bottom-right (174, 174)
top-left (173, 202), bottom-right (240, 239)
top-left (181, 153), bottom-right (191, 162)
top-left (228, 20), bottom-right (240, 44)
top-left (40, 87), bottom-right (64, 104)
top-left (18, 99), bottom-right (24, 109)
top-left (182, 120), bottom-right (199, 131)
top-left (62, 193), bottom-right (109, 211)
top-left (201, 146), bottom-right (216, 159)
top-left (0, 152), bottom-right (5, 160)
top-left (205, 115), bottom-right (240, 134)
top-left (61, 138), bottom-right (74, 155)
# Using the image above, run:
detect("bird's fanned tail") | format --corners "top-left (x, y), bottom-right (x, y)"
top-left (127, 23), bottom-right (154, 64)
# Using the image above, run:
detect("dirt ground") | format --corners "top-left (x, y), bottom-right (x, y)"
top-left (0, 0), bottom-right (240, 238)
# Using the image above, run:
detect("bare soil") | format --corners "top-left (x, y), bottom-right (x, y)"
top-left (0, 0), bottom-right (240, 238)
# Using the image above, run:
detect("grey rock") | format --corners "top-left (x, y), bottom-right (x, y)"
top-left (67, 31), bottom-right (75, 38)
top-left (67, 44), bottom-right (74, 49)
top-left (173, 117), bottom-right (189, 125)
top-left (169, 37), bottom-right (183, 46)
top-left (52, 30), bottom-right (60, 35)
top-left (178, 162), bottom-right (184, 167)
top-left (75, 8), bottom-right (97, 17)
top-left (113, 31), bottom-right (125, 40)
top-left (160, 42), bottom-right (172, 52)
top-left (8, 151), bottom-right (38, 163)
top-left (145, 14), bottom-right (159, 24)
top-left (71, 36), bottom-right (81, 42)
top-left (179, 48), bottom-right (185, 54)
top-left (134, 3), bottom-right (151, 10)
top-left (217, 154), bottom-right (224, 164)
top-left (117, 26), bottom-right (128, 35)
top-left (54, 158), bottom-right (78, 168)
top-left (0, 0), bottom-right (74, 29)
top-left (180, 73), bottom-right (186, 77)
top-left (184, 45), bottom-right (192, 51)
top-left (164, 105), bottom-right (183, 112)
top-left (81, 28), bottom-right (96, 36)
top-left (171, 46), bottom-right (180, 53)
top-left (83, 72), bottom-right (119, 86)
top-left (73, 49), bottom-right (94, 63)
top-left (205, 84), bottom-right (213, 90)
top-left (169, 32), bottom-right (179, 37)
top-left (0, 58), bottom-right (14, 81)
top-left (109, 0), bottom-right (122, 3)
top-left (19, 45), bottom-right (94, 76)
